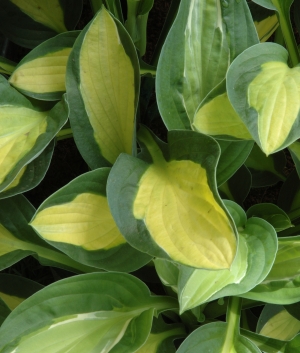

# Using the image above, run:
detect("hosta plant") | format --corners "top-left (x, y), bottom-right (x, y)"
top-left (0, 0), bottom-right (300, 351)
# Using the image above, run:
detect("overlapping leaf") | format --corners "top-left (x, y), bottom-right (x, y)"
top-left (108, 126), bottom-right (237, 269)
top-left (30, 168), bottom-right (151, 272)
top-left (227, 42), bottom-right (300, 155)
top-left (0, 273), bottom-right (178, 353)
top-left (241, 236), bottom-right (300, 304)
top-left (0, 77), bottom-right (67, 193)
top-left (66, 6), bottom-right (140, 168)
top-left (0, 0), bottom-right (82, 48)
top-left (178, 202), bottom-right (277, 312)
top-left (9, 32), bottom-right (79, 100)
top-left (0, 194), bottom-right (95, 274)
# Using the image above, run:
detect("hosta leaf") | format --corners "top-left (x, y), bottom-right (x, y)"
top-left (9, 31), bottom-right (79, 101)
top-left (66, 6), bottom-right (139, 168)
top-left (0, 274), bottom-right (43, 311)
top-left (154, 259), bottom-right (179, 293)
top-left (178, 232), bottom-right (248, 313)
top-left (136, 316), bottom-right (186, 353)
top-left (0, 56), bottom-right (16, 75)
top-left (0, 77), bottom-right (67, 192)
top-left (177, 322), bottom-right (260, 353)
top-left (107, 126), bottom-right (237, 269)
top-left (216, 138), bottom-right (254, 186)
top-left (241, 236), bottom-right (300, 304)
top-left (0, 141), bottom-right (54, 199)
top-left (227, 42), bottom-right (300, 155)
top-left (249, 2), bottom-right (278, 42)
top-left (30, 168), bottom-right (151, 272)
top-left (245, 143), bottom-right (286, 187)
top-left (288, 141), bottom-right (300, 179)
top-left (0, 194), bottom-right (96, 274)
top-left (247, 204), bottom-right (292, 232)
top-left (0, 0), bottom-right (82, 48)
top-left (178, 217), bottom-right (277, 312)
top-left (218, 165), bottom-right (252, 205)
top-left (0, 273), bottom-right (178, 353)
top-left (257, 305), bottom-right (300, 341)
top-left (156, 0), bottom-right (230, 130)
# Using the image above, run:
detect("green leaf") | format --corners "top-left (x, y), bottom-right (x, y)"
top-left (0, 194), bottom-right (96, 274)
top-left (244, 144), bottom-right (286, 187)
top-left (30, 168), bottom-right (151, 272)
top-left (177, 322), bottom-right (260, 352)
top-left (0, 274), bottom-right (43, 311)
top-left (223, 200), bottom-right (247, 230)
top-left (125, 0), bottom-right (154, 56)
top-left (288, 141), bottom-right (300, 179)
top-left (0, 273), bottom-right (178, 352)
top-left (66, 6), bottom-right (139, 168)
top-left (247, 204), bottom-right (292, 232)
top-left (257, 305), bottom-right (300, 341)
top-left (193, 81), bottom-right (253, 140)
top-left (227, 42), bottom-right (300, 155)
top-left (107, 126), bottom-right (237, 269)
top-left (218, 165), bottom-right (252, 205)
top-left (0, 140), bottom-right (54, 199)
top-left (249, 2), bottom-right (279, 42)
top-left (241, 236), bottom-right (300, 304)
top-left (9, 31), bottom-right (79, 101)
top-left (216, 138), bottom-right (254, 186)
top-left (135, 316), bottom-right (186, 353)
top-left (154, 259), bottom-right (179, 293)
top-left (0, 78), bottom-right (68, 193)
top-left (0, 299), bottom-right (10, 326)
top-left (178, 217), bottom-right (277, 312)
top-left (0, 0), bottom-right (82, 48)
top-left (0, 56), bottom-right (17, 75)
top-left (156, 0), bottom-right (230, 129)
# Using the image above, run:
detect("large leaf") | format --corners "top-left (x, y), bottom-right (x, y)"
top-left (0, 273), bottom-right (178, 353)
top-left (66, 6), bottom-right (139, 168)
top-left (0, 0), bottom-right (82, 48)
top-left (30, 168), bottom-right (151, 272)
top-left (177, 322), bottom-right (260, 353)
top-left (9, 31), bottom-right (79, 101)
top-left (241, 236), bottom-right (300, 304)
top-left (227, 42), bottom-right (300, 155)
top-left (0, 194), bottom-right (96, 274)
top-left (156, 0), bottom-right (230, 130)
top-left (0, 77), bottom-right (68, 193)
top-left (107, 126), bottom-right (237, 269)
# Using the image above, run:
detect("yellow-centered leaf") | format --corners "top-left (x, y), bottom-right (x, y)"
top-left (31, 193), bottom-right (126, 251)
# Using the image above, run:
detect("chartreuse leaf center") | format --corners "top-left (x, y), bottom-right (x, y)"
top-left (10, 0), bottom-right (67, 33)
top-left (248, 61), bottom-right (300, 155)
top-left (31, 193), bottom-right (126, 251)
top-left (0, 106), bottom-right (47, 184)
top-left (9, 48), bottom-right (71, 95)
top-left (79, 8), bottom-right (135, 164)
top-left (133, 129), bottom-right (236, 269)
